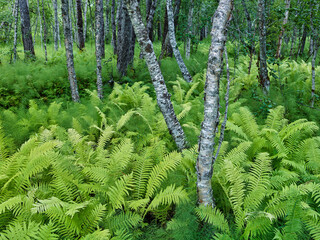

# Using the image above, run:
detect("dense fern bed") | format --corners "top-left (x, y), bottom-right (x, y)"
top-left (1, 47), bottom-right (320, 239)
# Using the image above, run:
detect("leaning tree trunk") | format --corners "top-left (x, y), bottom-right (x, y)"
top-left (276, 0), bottom-right (291, 58)
top-left (117, 0), bottom-right (135, 76)
top-left (61, 0), bottom-right (80, 102)
top-left (53, 0), bottom-right (59, 51)
top-left (146, 0), bottom-right (157, 42)
top-left (96, 0), bottom-right (104, 99)
top-left (111, 0), bottom-right (117, 54)
top-left (186, 0), bottom-right (193, 60)
top-left (124, 0), bottom-right (187, 151)
top-left (197, 0), bottom-right (233, 207)
top-left (258, 0), bottom-right (270, 94)
top-left (76, 0), bottom-right (85, 50)
top-left (167, 0), bottom-right (192, 82)
top-left (19, 0), bottom-right (35, 59)
top-left (41, 0), bottom-right (48, 62)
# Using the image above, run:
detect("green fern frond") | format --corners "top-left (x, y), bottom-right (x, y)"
top-left (265, 106), bottom-right (285, 131)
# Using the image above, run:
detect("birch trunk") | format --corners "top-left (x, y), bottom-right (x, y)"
top-left (12, 0), bottom-right (19, 63)
top-left (111, 0), bottom-right (117, 54)
top-left (105, 0), bottom-right (110, 41)
top-left (41, 0), bottom-right (48, 62)
top-left (311, 43), bottom-right (317, 108)
top-left (53, 0), bottom-right (59, 51)
top-left (186, 0), bottom-right (193, 60)
top-left (146, 0), bottom-right (157, 42)
top-left (96, 0), bottom-right (104, 99)
top-left (258, 0), bottom-right (270, 94)
top-left (76, 0), bottom-right (85, 50)
top-left (36, 0), bottom-right (43, 49)
top-left (275, 0), bottom-right (291, 58)
top-left (197, 0), bottom-right (233, 207)
top-left (61, 0), bottom-right (80, 102)
top-left (117, 0), bottom-right (135, 76)
top-left (83, 0), bottom-right (88, 42)
top-left (19, 0), bottom-right (35, 58)
top-left (124, 0), bottom-right (187, 151)
top-left (167, 0), bottom-right (192, 82)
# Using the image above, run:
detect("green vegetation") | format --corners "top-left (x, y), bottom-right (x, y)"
top-left (0, 41), bottom-right (320, 239)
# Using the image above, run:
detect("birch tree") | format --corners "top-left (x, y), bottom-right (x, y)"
top-left (166, 0), bottom-right (192, 82)
top-left (41, 0), bottom-right (48, 62)
top-left (276, 0), bottom-right (291, 59)
top-left (124, 0), bottom-right (187, 151)
top-left (12, 0), bottom-right (19, 63)
top-left (53, 0), bottom-right (60, 51)
top-left (19, 0), bottom-right (35, 59)
top-left (258, 0), bottom-right (270, 94)
top-left (186, 0), bottom-right (193, 60)
top-left (83, 0), bottom-right (88, 42)
top-left (76, 0), bottom-right (85, 50)
top-left (111, 0), bottom-right (117, 54)
top-left (197, 0), bottom-right (233, 207)
top-left (61, 0), bottom-right (80, 102)
top-left (96, 0), bottom-right (104, 99)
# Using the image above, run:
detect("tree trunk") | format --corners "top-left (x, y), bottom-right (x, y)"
top-left (111, 0), bottom-right (117, 54)
top-left (186, 0), bottom-right (193, 60)
top-left (161, 8), bottom-right (173, 57)
top-left (275, 0), bottom-right (291, 58)
top-left (311, 43), bottom-right (317, 108)
top-left (298, 25), bottom-right (307, 57)
top-left (12, 0), bottom-right (19, 63)
top-left (19, 0), bottom-right (35, 59)
top-left (76, 0), bottom-right (85, 50)
top-left (37, 0), bottom-right (43, 49)
top-left (124, 0), bottom-right (187, 151)
top-left (197, 0), bottom-right (233, 207)
top-left (258, 0), bottom-right (270, 94)
top-left (117, 0), bottom-right (135, 76)
top-left (105, 0), bottom-right (110, 41)
top-left (41, 0), bottom-right (48, 62)
top-left (83, 0), bottom-right (88, 42)
top-left (146, 0), bottom-right (157, 42)
top-left (167, 0), bottom-right (192, 82)
top-left (53, 0), bottom-right (59, 51)
top-left (61, 0), bottom-right (80, 102)
top-left (96, 0), bottom-right (104, 99)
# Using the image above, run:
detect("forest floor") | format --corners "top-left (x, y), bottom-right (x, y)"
top-left (0, 41), bottom-right (320, 239)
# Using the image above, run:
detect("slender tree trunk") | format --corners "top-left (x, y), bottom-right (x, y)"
top-left (111, 0), bottom-right (117, 54)
top-left (161, 8), bottom-right (173, 57)
top-left (19, 0), bottom-right (35, 59)
top-left (61, 0), bottom-right (80, 102)
top-left (167, 0), bottom-right (192, 82)
top-left (117, 0), bottom-right (135, 76)
top-left (83, 0), bottom-right (88, 42)
top-left (105, 0), bottom-right (110, 41)
top-left (311, 43), bottom-right (317, 108)
top-left (146, 0), bottom-right (157, 41)
top-left (53, 0), bottom-right (59, 51)
top-left (12, 0), bottom-right (19, 63)
top-left (37, 0), bottom-right (43, 49)
top-left (76, 0), bottom-right (85, 50)
top-left (276, 0), bottom-right (291, 58)
top-left (96, 0), bottom-right (104, 99)
top-left (124, 0), bottom-right (187, 151)
top-left (258, 0), bottom-right (270, 94)
top-left (186, 0), bottom-right (193, 59)
top-left (41, 0), bottom-right (48, 62)
top-left (298, 26), bottom-right (307, 57)
top-left (197, 0), bottom-right (233, 207)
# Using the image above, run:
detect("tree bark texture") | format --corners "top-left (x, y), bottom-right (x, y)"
top-left (167, 0), bottom-right (192, 82)
top-left (96, 0), bottom-right (104, 99)
top-left (76, 0), bottom-right (85, 50)
top-left (53, 0), bottom-right (60, 51)
top-left (124, 0), bottom-right (187, 151)
top-left (258, 0), bottom-right (270, 94)
top-left (146, 0), bottom-right (157, 42)
top-left (19, 0), bottom-right (35, 58)
top-left (117, 0), bottom-right (135, 76)
top-left (12, 0), bottom-right (19, 63)
top-left (276, 0), bottom-right (291, 58)
top-left (186, 0), bottom-right (193, 59)
top-left (61, 0), bottom-right (80, 102)
top-left (83, 0), bottom-right (88, 42)
top-left (105, 0), bottom-right (110, 41)
top-left (196, 0), bottom-right (233, 207)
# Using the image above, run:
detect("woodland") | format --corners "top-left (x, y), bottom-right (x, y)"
top-left (0, 0), bottom-right (320, 239)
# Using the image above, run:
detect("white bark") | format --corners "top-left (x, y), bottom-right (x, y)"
top-left (83, 0), bottom-right (88, 42)
top-left (276, 0), bottom-right (291, 58)
top-left (197, 0), bottom-right (233, 207)
top-left (12, 0), bottom-right (19, 63)
top-left (96, 0), bottom-right (104, 99)
top-left (124, 0), bottom-right (187, 151)
top-left (186, 0), bottom-right (193, 59)
top-left (53, 0), bottom-right (59, 51)
top-left (166, 0), bottom-right (192, 82)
